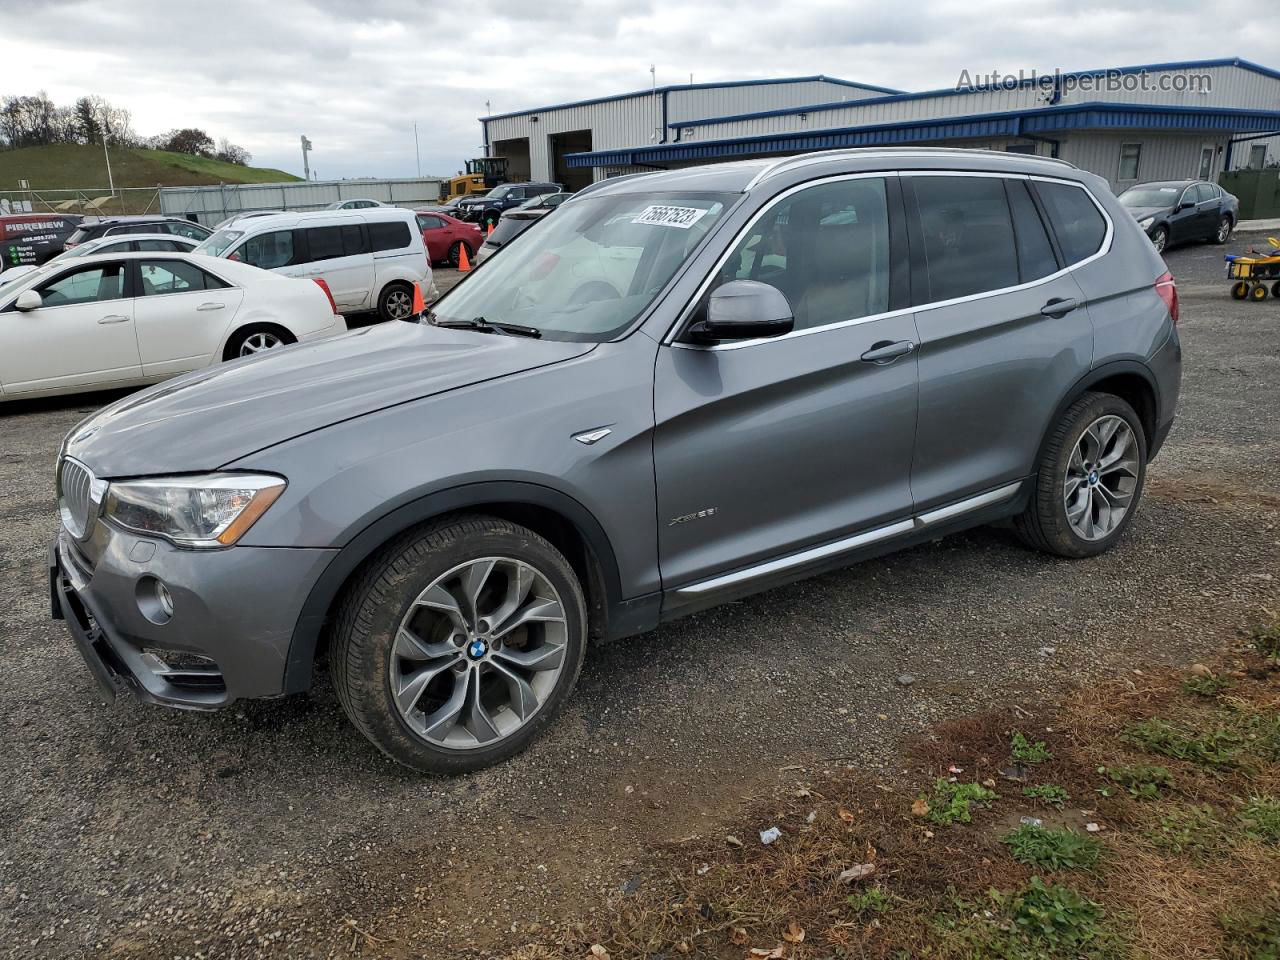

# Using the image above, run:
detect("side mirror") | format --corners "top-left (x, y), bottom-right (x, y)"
top-left (1177, 201), bottom-right (1194, 211)
top-left (14, 290), bottom-right (42, 312)
top-left (687, 280), bottom-right (794, 343)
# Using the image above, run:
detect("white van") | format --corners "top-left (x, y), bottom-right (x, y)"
top-left (194, 209), bottom-right (432, 321)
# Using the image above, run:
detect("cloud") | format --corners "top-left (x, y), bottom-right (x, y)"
top-left (2, 0), bottom-right (1277, 180)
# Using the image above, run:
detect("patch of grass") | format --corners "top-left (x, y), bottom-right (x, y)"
top-left (1122, 717), bottom-right (1245, 769)
top-left (1239, 795), bottom-right (1280, 844)
top-left (846, 886), bottom-right (894, 916)
top-left (1242, 709), bottom-right (1280, 762)
top-left (1023, 783), bottom-right (1070, 808)
top-left (1251, 621), bottom-right (1280, 660)
top-left (1002, 824), bottom-right (1104, 871)
top-left (1102, 763), bottom-right (1175, 799)
top-left (1147, 803), bottom-right (1231, 859)
top-left (1183, 673), bottom-right (1235, 698)
top-left (1220, 898), bottom-right (1280, 960)
top-left (936, 879), bottom-right (1116, 959)
top-left (1010, 731), bottom-right (1052, 764)
top-left (922, 778), bottom-right (998, 825)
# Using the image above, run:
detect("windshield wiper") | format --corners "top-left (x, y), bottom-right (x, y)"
top-left (432, 316), bottom-right (542, 338)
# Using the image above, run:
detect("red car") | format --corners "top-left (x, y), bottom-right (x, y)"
top-left (415, 210), bottom-right (482, 267)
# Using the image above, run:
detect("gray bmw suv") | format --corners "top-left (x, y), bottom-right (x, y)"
top-left (51, 148), bottom-right (1181, 773)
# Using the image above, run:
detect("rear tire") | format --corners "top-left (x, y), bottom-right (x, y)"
top-left (377, 282), bottom-right (415, 322)
top-left (1013, 392), bottom-right (1147, 559)
top-left (223, 324), bottom-right (295, 361)
top-left (1213, 215), bottom-right (1232, 245)
top-left (1251, 283), bottom-right (1269, 302)
top-left (330, 514), bottom-right (588, 774)
top-left (447, 241), bottom-right (471, 267)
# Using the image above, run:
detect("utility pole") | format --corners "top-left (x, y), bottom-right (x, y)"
top-left (300, 135), bottom-right (313, 181)
top-left (103, 137), bottom-right (115, 197)
top-left (414, 122), bottom-right (421, 177)
top-left (650, 64), bottom-right (659, 142)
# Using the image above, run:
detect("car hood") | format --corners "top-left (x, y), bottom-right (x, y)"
top-left (1124, 205), bottom-right (1169, 221)
top-left (65, 322), bottom-right (596, 477)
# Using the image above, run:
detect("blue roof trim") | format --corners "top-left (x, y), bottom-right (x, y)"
top-left (672, 56), bottom-right (1280, 130)
top-left (565, 101), bottom-right (1280, 168)
top-left (479, 74), bottom-right (903, 123)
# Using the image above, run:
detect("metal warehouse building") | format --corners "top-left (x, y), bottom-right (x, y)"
top-left (481, 58), bottom-right (1280, 192)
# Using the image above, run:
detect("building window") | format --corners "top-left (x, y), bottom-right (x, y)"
top-left (1250, 144), bottom-right (1268, 169)
top-left (1118, 143), bottom-right (1141, 182)
top-left (1004, 143), bottom-right (1037, 155)
top-left (1199, 147), bottom-right (1214, 181)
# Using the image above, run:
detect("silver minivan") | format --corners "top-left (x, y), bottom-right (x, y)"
top-left (53, 148), bottom-right (1180, 774)
top-left (195, 208), bottom-right (433, 321)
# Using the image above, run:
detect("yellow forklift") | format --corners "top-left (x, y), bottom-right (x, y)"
top-left (439, 157), bottom-right (511, 203)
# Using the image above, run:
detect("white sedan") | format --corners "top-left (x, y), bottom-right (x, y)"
top-left (0, 251), bottom-right (346, 402)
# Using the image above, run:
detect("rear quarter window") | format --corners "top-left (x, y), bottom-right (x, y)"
top-left (368, 221), bottom-right (412, 252)
top-left (1033, 181), bottom-right (1108, 266)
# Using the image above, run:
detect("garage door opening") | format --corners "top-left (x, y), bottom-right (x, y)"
top-left (549, 129), bottom-right (594, 192)
top-left (492, 137), bottom-right (531, 182)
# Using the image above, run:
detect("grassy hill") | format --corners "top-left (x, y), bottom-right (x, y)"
top-left (0, 143), bottom-right (300, 192)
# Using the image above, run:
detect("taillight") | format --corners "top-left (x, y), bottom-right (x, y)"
top-left (1155, 271), bottom-right (1178, 325)
top-left (312, 277), bottom-right (338, 314)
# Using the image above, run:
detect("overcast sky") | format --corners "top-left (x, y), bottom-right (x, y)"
top-left (4, 0), bottom-right (1279, 181)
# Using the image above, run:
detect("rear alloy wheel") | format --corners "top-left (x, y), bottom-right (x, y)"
top-left (1013, 392), bottom-right (1147, 558)
top-left (447, 241), bottom-right (469, 267)
top-left (1214, 215), bottom-right (1232, 245)
top-left (378, 283), bottom-right (415, 322)
top-left (1150, 225), bottom-right (1169, 254)
top-left (330, 515), bottom-right (587, 773)
top-left (224, 325), bottom-right (295, 360)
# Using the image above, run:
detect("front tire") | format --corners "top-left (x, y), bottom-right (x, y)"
top-left (1150, 225), bottom-right (1169, 254)
top-left (330, 515), bottom-right (588, 774)
top-left (1013, 392), bottom-right (1147, 558)
top-left (377, 282), bottom-right (415, 322)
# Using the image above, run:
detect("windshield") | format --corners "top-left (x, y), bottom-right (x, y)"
top-left (1119, 186), bottom-right (1181, 207)
top-left (486, 185), bottom-right (515, 200)
top-left (196, 229), bottom-right (245, 257)
top-left (431, 191), bottom-right (734, 342)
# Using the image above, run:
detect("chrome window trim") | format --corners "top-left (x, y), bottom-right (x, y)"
top-left (673, 480), bottom-right (1022, 598)
top-left (666, 171), bottom-right (1113, 353)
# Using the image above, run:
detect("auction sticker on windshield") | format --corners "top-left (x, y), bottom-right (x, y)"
top-left (633, 205), bottom-right (709, 229)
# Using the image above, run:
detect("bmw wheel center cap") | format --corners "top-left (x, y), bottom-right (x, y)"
top-left (468, 639), bottom-right (488, 660)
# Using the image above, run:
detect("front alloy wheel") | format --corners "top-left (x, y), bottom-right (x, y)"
top-left (331, 515), bottom-right (587, 773)
top-left (1063, 415), bottom-right (1139, 541)
top-left (1151, 226), bottom-right (1168, 254)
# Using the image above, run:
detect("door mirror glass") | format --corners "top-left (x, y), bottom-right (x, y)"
top-left (14, 290), bottom-right (42, 311)
top-left (689, 280), bottom-right (794, 342)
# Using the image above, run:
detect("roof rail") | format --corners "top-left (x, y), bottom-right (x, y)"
top-left (746, 146), bottom-right (1078, 188)
top-left (567, 170), bottom-right (659, 201)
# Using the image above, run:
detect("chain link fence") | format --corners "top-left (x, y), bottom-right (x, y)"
top-left (0, 186), bottom-right (163, 217)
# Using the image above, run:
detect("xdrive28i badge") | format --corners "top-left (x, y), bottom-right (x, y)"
top-left (669, 507), bottom-right (718, 527)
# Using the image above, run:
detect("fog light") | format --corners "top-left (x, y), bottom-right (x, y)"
top-left (135, 575), bottom-right (175, 625)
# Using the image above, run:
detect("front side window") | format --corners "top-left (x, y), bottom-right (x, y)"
top-left (1035, 181), bottom-right (1107, 266)
top-left (913, 176), bottom-right (1018, 302)
top-left (718, 177), bottom-right (890, 331)
top-left (37, 263), bottom-right (125, 307)
top-left (431, 190), bottom-right (733, 342)
top-left (1119, 143), bottom-right (1142, 181)
top-left (236, 230), bottom-right (296, 269)
top-left (342, 224), bottom-right (366, 255)
top-left (138, 259), bottom-right (227, 295)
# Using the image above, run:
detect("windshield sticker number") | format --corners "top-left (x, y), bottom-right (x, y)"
top-left (633, 205), bottom-right (709, 229)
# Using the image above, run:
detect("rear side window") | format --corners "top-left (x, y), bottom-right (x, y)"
top-left (166, 221), bottom-right (210, 239)
top-left (138, 259), bottom-right (229, 294)
top-left (341, 224), bottom-right (366, 255)
top-left (306, 226), bottom-right (345, 261)
top-left (912, 176), bottom-right (1018, 302)
top-left (136, 238), bottom-right (182, 251)
top-left (1006, 179), bottom-right (1058, 282)
top-left (1034, 181), bottom-right (1107, 266)
top-left (368, 221), bottom-right (412, 252)
top-left (237, 230), bottom-right (296, 269)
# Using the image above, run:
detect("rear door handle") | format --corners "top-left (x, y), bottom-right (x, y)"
top-left (860, 340), bottom-right (915, 364)
top-left (196, 302), bottom-right (226, 311)
top-left (98, 314), bottom-right (130, 324)
top-left (1040, 297), bottom-right (1080, 318)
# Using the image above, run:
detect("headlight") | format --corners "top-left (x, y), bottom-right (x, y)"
top-left (103, 473), bottom-right (286, 548)
top-left (1139, 217), bottom-right (1155, 229)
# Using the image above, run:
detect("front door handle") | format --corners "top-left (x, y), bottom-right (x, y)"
top-left (196, 302), bottom-right (226, 311)
top-left (860, 340), bottom-right (915, 364)
top-left (1040, 297), bottom-right (1080, 318)
top-left (98, 314), bottom-right (130, 324)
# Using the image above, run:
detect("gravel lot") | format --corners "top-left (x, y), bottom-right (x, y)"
top-left (2, 242), bottom-right (1278, 959)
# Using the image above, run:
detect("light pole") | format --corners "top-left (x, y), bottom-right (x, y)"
top-left (300, 135), bottom-right (313, 181)
top-left (414, 122), bottom-right (421, 177)
top-left (103, 137), bottom-right (115, 197)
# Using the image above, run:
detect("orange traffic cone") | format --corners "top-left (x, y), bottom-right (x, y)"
top-left (457, 244), bottom-right (472, 273)
top-left (411, 282), bottom-right (425, 316)
top-left (487, 222), bottom-right (495, 238)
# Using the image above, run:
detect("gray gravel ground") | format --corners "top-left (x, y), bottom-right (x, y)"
top-left (2, 243), bottom-right (1278, 959)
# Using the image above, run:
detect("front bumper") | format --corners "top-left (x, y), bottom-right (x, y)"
top-left (51, 523), bottom-right (336, 709)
